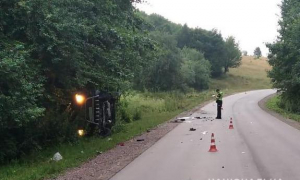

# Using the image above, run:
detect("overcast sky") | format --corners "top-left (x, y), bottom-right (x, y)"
top-left (136, 0), bottom-right (282, 56)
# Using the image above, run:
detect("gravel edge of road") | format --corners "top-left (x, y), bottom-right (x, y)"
top-left (258, 93), bottom-right (300, 131)
top-left (50, 100), bottom-right (214, 180)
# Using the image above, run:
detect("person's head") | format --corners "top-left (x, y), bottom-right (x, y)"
top-left (216, 89), bottom-right (220, 93)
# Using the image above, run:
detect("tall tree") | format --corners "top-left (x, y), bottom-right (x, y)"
top-left (146, 32), bottom-right (183, 91)
top-left (177, 27), bottom-right (226, 77)
top-left (267, 0), bottom-right (300, 112)
top-left (254, 47), bottom-right (262, 59)
top-left (0, 39), bottom-right (45, 162)
top-left (223, 36), bottom-right (242, 73)
top-left (177, 24), bottom-right (193, 48)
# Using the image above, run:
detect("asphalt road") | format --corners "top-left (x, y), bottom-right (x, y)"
top-left (110, 89), bottom-right (300, 180)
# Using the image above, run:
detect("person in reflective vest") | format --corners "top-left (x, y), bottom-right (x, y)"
top-left (215, 89), bottom-right (223, 119)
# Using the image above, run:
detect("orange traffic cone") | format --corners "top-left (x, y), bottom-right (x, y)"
top-left (208, 133), bottom-right (218, 152)
top-left (229, 118), bottom-right (234, 129)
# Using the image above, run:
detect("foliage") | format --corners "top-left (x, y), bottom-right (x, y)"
top-left (180, 47), bottom-right (211, 90)
top-left (0, 0), bottom-right (154, 163)
top-left (111, 120), bottom-right (126, 133)
top-left (136, 12), bottom-right (242, 89)
top-left (254, 47), bottom-right (262, 59)
top-left (223, 36), bottom-right (242, 73)
top-left (138, 12), bottom-right (182, 34)
top-left (267, 0), bottom-right (300, 113)
top-left (177, 27), bottom-right (227, 77)
top-left (132, 108), bottom-right (142, 121)
top-left (266, 95), bottom-right (300, 122)
top-left (147, 31), bottom-right (184, 91)
top-left (0, 39), bottom-right (45, 162)
top-left (117, 98), bottom-right (132, 123)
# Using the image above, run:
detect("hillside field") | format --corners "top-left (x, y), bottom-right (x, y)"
top-left (211, 56), bottom-right (272, 92)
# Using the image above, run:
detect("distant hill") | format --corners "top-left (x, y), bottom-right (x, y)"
top-left (210, 56), bottom-right (272, 92)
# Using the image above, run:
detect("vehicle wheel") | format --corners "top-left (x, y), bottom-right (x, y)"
top-left (99, 127), bottom-right (111, 137)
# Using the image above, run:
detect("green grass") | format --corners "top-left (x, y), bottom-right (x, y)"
top-left (0, 56), bottom-right (272, 180)
top-left (266, 95), bottom-right (300, 122)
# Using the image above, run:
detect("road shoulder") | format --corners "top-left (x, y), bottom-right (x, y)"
top-left (258, 93), bottom-right (300, 131)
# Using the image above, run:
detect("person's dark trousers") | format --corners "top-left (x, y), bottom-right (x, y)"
top-left (216, 100), bottom-right (223, 119)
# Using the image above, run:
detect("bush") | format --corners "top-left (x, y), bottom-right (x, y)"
top-left (180, 47), bottom-right (211, 90)
top-left (111, 121), bottom-right (126, 134)
top-left (133, 108), bottom-right (142, 121)
top-left (117, 100), bottom-right (132, 123)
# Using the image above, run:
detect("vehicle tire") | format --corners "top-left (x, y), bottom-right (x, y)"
top-left (99, 127), bottom-right (111, 137)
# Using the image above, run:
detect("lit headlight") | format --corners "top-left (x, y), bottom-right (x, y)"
top-left (78, 129), bottom-right (85, 136)
top-left (75, 94), bottom-right (85, 105)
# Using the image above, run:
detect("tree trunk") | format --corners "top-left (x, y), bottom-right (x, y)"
top-left (224, 66), bottom-right (229, 73)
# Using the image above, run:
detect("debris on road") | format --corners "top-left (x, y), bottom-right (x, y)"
top-left (229, 119), bottom-right (234, 129)
top-left (178, 117), bottom-right (191, 121)
top-left (173, 116), bottom-right (193, 123)
top-left (184, 121), bottom-right (192, 123)
top-left (137, 139), bottom-right (145, 142)
top-left (200, 138), bottom-right (203, 140)
top-left (202, 131), bottom-right (208, 135)
top-left (96, 151), bottom-right (102, 155)
top-left (53, 152), bottom-right (63, 162)
top-left (119, 142), bottom-right (125, 146)
top-left (190, 128), bottom-right (196, 131)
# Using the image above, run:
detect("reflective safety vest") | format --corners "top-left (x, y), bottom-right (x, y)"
top-left (216, 92), bottom-right (223, 101)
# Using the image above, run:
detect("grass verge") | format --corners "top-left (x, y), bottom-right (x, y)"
top-left (266, 95), bottom-right (300, 122)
